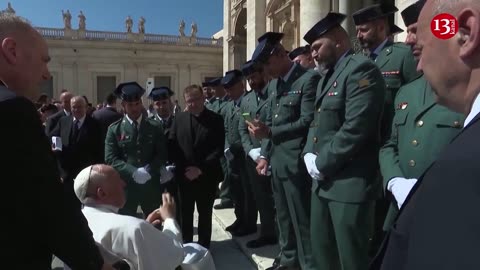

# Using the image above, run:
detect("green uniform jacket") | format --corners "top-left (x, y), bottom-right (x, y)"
top-left (379, 75), bottom-right (464, 227)
top-left (206, 96), bottom-right (230, 118)
top-left (224, 96), bottom-right (245, 154)
top-left (239, 85), bottom-right (274, 155)
top-left (105, 116), bottom-right (168, 183)
top-left (261, 64), bottom-right (320, 178)
top-left (375, 41), bottom-right (420, 142)
top-left (303, 51), bottom-right (386, 203)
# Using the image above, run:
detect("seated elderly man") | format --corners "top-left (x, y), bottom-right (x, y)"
top-left (73, 164), bottom-right (216, 270)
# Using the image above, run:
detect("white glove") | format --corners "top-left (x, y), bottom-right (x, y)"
top-left (387, 177), bottom-right (418, 209)
top-left (160, 166), bottom-right (174, 184)
top-left (224, 148), bottom-right (234, 161)
top-left (248, 148), bottom-right (261, 162)
top-left (132, 167), bottom-right (151, 184)
top-left (303, 153), bottom-right (323, 181)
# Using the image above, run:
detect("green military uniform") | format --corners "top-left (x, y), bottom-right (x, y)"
top-left (224, 95), bottom-right (257, 231)
top-left (105, 115), bottom-right (168, 216)
top-left (372, 40), bottom-right (419, 142)
top-left (379, 75), bottom-right (464, 228)
top-left (207, 95), bottom-right (234, 206)
top-left (260, 64), bottom-right (320, 269)
top-left (303, 49), bottom-right (386, 270)
top-left (238, 84), bottom-right (276, 240)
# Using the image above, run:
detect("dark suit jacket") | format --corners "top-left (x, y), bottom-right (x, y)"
top-left (0, 90), bottom-right (103, 269)
top-left (45, 109), bottom-right (67, 137)
top-left (53, 115), bottom-right (103, 182)
top-left (92, 106), bottom-right (123, 139)
top-left (169, 109), bottom-right (225, 183)
top-left (372, 112), bottom-right (480, 270)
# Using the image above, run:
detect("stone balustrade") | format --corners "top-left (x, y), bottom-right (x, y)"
top-left (35, 27), bottom-right (223, 48)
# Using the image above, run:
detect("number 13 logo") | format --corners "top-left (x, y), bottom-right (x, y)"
top-left (431, 13), bottom-right (458, 39)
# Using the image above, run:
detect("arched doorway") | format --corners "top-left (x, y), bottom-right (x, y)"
top-left (230, 7), bottom-right (247, 69)
top-left (266, 0), bottom-right (300, 50)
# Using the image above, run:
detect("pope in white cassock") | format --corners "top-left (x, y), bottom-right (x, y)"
top-left (72, 164), bottom-right (216, 270)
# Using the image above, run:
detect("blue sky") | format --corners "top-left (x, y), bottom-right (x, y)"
top-left (4, 0), bottom-right (224, 37)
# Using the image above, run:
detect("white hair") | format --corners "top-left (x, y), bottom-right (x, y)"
top-left (0, 13), bottom-right (33, 40)
top-left (74, 165), bottom-right (107, 204)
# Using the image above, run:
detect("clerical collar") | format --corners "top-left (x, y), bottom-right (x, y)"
top-left (371, 38), bottom-right (389, 57)
top-left (464, 92), bottom-right (480, 128)
top-left (282, 62), bottom-right (297, 82)
top-left (126, 114), bottom-right (142, 126)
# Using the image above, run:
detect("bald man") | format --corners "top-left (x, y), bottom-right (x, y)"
top-left (372, 1), bottom-right (480, 269)
top-left (53, 96), bottom-right (103, 207)
top-left (0, 14), bottom-right (112, 270)
top-left (45, 90), bottom-right (73, 137)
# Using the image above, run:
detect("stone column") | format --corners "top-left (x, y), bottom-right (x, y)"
top-left (223, 0), bottom-right (231, 73)
top-left (246, 0), bottom-right (266, 62)
top-left (177, 64), bottom-right (191, 97)
top-left (299, 0), bottom-right (331, 45)
top-left (61, 61), bottom-right (76, 93)
top-left (339, 0), bottom-right (364, 37)
top-left (124, 63), bottom-right (138, 82)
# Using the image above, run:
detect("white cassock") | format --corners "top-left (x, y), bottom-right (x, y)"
top-left (81, 205), bottom-right (216, 270)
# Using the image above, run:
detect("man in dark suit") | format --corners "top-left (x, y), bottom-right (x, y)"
top-left (92, 92), bottom-right (122, 141)
top-left (45, 90), bottom-right (73, 137)
top-left (371, 0), bottom-right (480, 269)
top-left (0, 14), bottom-right (111, 270)
top-left (169, 84), bottom-right (225, 249)
top-left (53, 96), bottom-right (104, 208)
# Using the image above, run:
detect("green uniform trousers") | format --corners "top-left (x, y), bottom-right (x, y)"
top-left (218, 156), bottom-right (233, 204)
top-left (245, 157), bottom-right (276, 238)
top-left (311, 194), bottom-right (374, 270)
top-left (273, 172), bottom-right (313, 269)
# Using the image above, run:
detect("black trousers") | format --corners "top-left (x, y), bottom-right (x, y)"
top-left (179, 176), bottom-right (217, 248)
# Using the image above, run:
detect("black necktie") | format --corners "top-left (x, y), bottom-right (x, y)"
top-left (132, 120), bottom-right (138, 141)
top-left (370, 52), bottom-right (378, 61)
top-left (72, 119), bottom-right (80, 141)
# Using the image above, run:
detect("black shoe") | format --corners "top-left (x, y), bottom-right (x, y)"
top-left (231, 227), bottom-right (257, 237)
top-left (214, 201), bottom-right (234, 210)
top-left (246, 236), bottom-right (277, 248)
top-left (225, 220), bottom-right (241, 232)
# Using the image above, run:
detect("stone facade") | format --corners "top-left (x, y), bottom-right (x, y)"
top-left (222, 0), bottom-right (417, 72)
top-left (0, 2), bottom-right (224, 107)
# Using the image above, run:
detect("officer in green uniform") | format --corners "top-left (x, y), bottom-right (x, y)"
top-left (221, 70), bottom-right (257, 237)
top-left (302, 12), bottom-right (386, 270)
top-left (352, 3), bottom-right (420, 254)
top-left (238, 60), bottom-right (277, 248)
top-left (147, 86), bottom-right (181, 225)
top-left (248, 32), bottom-right (320, 270)
top-left (379, 0), bottom-right (465, 231)
top-left (288, 45), bottom-right (316, 70)
top-left (353, 3), bottom-right (419, 141)
top-left (204, 77), bottom-right (234, 209)
top-left (105, 82), bottom-right (171, 217)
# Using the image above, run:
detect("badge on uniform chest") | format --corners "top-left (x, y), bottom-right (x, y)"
top-left (327, 92), bottom-right (339, 96)
top-left (282, 90), bottom-right (302, 96)
top-left (382, 71), bottom-right (400, 77)
top-left (397, 102), bottom-right (408, 110)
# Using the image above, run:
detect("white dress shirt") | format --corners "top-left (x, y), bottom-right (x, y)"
top-left (464, 93), bottom-right (480, 128)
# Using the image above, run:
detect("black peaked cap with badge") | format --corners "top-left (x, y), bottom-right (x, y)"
top-left (352, 3), bottom-right (398, 26)
top-left (401, 0), bottom-right (426, 27)
top-left (303, 12), bottom-right (347, 44)
top-left (115, 82), bottom-right (145, 102)
top-left (251, 32), bottom-right (284, 63)
top-left (202, 81), bottom-right (211, 87)
top-left (241, 60), bottom-right (262, 77)
top-left (221, 70), bottom-right (243, 89)
top-left (148, 87), bottom-right (174, 101)
top-left (288, 45), bottom-right (311, 60)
